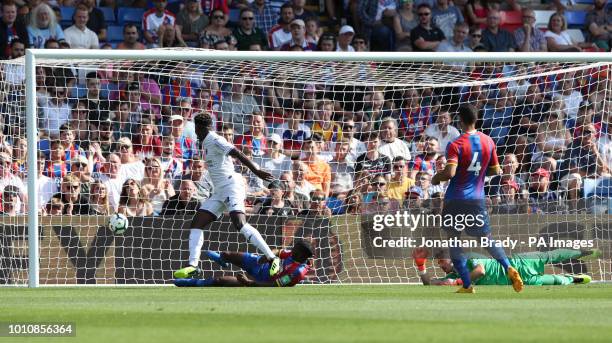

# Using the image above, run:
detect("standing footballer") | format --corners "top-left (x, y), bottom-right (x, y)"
top-left (174, 113), bottom-right (281, 279)
top-left (432, 104), bottom-right (523, 293)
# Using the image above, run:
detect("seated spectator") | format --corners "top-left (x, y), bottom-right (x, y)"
top-left (117, 24), bottom-right (145, 50)
top-left (257, 180), bottom-right (294, 216)
top-left (329, 139), bottom-right (354, 196)
top-left (69, 154), bottom-right (93, 196)
top-left (169, 115), bottom-right (196, 167)
top-left (141, 156), bottom-right (176, 215)
top-left (411, 171), bottom-right (433, 200)
top-left (393, 0), bottom-right (418, 51)
top-left (312, 100), bottom-right (343, 143)
top-left (45, 197), bottom-right (64, 216)
top-left (235, 113), bottom-right (268, 157)
top-left (133, 119), bottom-right (162, 159)
top-left (553, 78), bottom-right (583, 121)
top-left (336, 25), bottom-right (355, 52)
top-left (81, 0), bottom-right (106, 41)
top-left (0, 151), bottom-right (26, 203)
top-left (387, 156), bottom-right (414, 203)
top-left (59, 123), bottom-right (86, 167)
top-left (397, 88), bottom-right (430, 142)
top-left (331, 119), bottom-right (366, 164)
top-left (68, 101), bottom-right (90, 145)
top-left (305, 17), bottom-right (322, 43)
top-left (200, 9), bottom-right (234, 48)
top-left (545, 13), bottom-right (595, 52)
top-left (378, 117), bottom-right (412, 161)
top-left (481, 9), bottom-right (515, 52)
top-left (437, 22), bottom-right (471, 69)
top-left (355, 132), bottom-right (392, 179)
top-left (534, 111), bottom-right (571, 162)
top-left (160, 179), bottom-right (200, 215)
top-left (35, 151), bottom-right (57, 211)
top-left (280, 19), bottom-right (316, 51)
top-left (51, 173), bottom-right (91, 215)
top-left (82, 72), bottom-right (110, 124)
top-left (176, 0), bottom-right (209, 46)
top-left (40, 86), bottom-right (70, 137)
top-left (488, 153), bottom-right (525, 204)
top-left (316, 32), bottom-right (336, 51)
top-left (143, 0), bottom-right (182, 48)
top-left (159, 24), bottom-right (187, 47)
top-left (27, 3), bottom-right (65, 49)
top-left (410, 3), bottom-right (445, 52)
top-left (352, 34), bottom-right (369, 51)
top-left (44, 139), bottom-right (69, 182)
top-left (1, 185), bottom-right (22, 216)
top-left (268, 3), bottom-right (294, 50)
top-left (292, 0), bottom-right (314, 20)
top-left (481, 87), bottom-right (513, 146)
top-left (432, 0), bottom-right (464, 41)
top-left (89, 180), bottom-right (112, 215)
top-left (255, 133), bottom-right (291, 179)
top-left (116, 137), bottom-right (145, 182)
top-left (362, 175), bottom-right (396, 214)
top-left (585, 0), bottom-right (611, 51)
top-left (299, 189), bottom-right (331, 217)
top-left (409, 136), bottom-right (439, 178)
top-left (234, 8), bottom-right (268, 50)
top-left (465, 0), bottom-right (488, 28)
top-left (238, 147), bottom-right (267, 199)
top-left (275, 108), bottom-right (310, 159)
top-left (492, 177), bottom-right (527, 214)
top-left (221, 80), bottom-right (260, 134)
top-left (301, 138), bottom-right (331, 197)
top-left (358, 0), bottom-right (397, 51)
top-left (423, 107), bottom-right (460, 153)
top-left (178, 156), bottom-right (212, 201)
top-left (96, 153), bottom-right (123, 211)
top-left (64, 5), bottom-right (98, 49)
top-left (0, 1), bottom-right (29, 60)
top-left (278, 171), bottom-right (299, 211)
top-left (528, 168), bottom-right (565, 214)
top-left (94, 117), bottom-right (117, 155)
top-left (514, 8), bottom-right (547, 52)
top-left (468, 25), bottom-right (483, 49)
top-left (161, 135), bottom-right (184, 184)
top-left (251, 0), bottom-right (277, 35)
top-left (117, 178), bottom-right (153, 216)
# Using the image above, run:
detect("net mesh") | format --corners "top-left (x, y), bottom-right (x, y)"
top-left (0, 49), bottom-right (611, 285)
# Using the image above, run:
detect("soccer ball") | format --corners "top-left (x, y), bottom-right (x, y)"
top-left (108, 213), bottom-right (129, 235)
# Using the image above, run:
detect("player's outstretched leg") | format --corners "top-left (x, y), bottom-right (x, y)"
top-left (578, 249), bottom-right (602, 261)
top-left (570, 274), bottom-right (592, 284)
top-left (174, 210), bottom-right (217, 279)
top-left (206, 251), bottom-right (229, 268)
top-left (229, 211), bottom-right (281, 276)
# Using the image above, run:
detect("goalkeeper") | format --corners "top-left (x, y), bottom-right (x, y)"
top-left (174, 240), bottom-right (313, 287)
top-left (412, 247), bottom-right (601, 286)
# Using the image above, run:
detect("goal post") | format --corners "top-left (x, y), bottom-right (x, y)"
top-left (12, 49), bottom-right (612, 287)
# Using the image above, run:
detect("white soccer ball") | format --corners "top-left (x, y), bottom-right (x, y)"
top-left (108, 213), bottom-right (129, 235)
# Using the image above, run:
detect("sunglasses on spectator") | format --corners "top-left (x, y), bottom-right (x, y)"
top-left (354, 40), bottom-right (366, 45)
top-left (343, 125), bottom-right (354, 129)
top-left (393, 165), bottom-right (404, 170)
top-left (583, 130), bottom-right (595, 135)
top-left (213, 15), bottom-right (224, 19)
top-left (312, 196), bottom-right (326, 202)
top-left (472, 34), bottom-right (481, 37)
top-left (64, 184), bottom-right (80, 190)
top-left (375, 182), bottom-right (387, 186)
top-left (241, 17), bottom-right (254, 21)
top-left (419, 177), bottom-right (430, 182)
top-left (72, 163), bottom-right (87, 168)
top-left (418, 12), bottom-right (431, 16)
top-left (120, 144), bottom-right (131, 150)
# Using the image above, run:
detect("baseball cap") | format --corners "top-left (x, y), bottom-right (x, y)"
top-left (531, 168), bottom-right (550, 179)
top-left (408, 186), bottom-right (424, 198)
top-left (290, 19), bottom-right (305, 28)
top-left (339, 25), bottom-right (355, 35)
top-left (170, 114), bottom-right (184, 122)
top-left (269, 133), bottom-right (282, 145)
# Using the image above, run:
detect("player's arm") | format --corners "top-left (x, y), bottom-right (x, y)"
top-left (228, 148), bottom-right (275, 182)
top-left (486, 140), bottom-right (502, 176)
top-left (236, 273), bottom-right (277, 287)
top-left (432, 163), bottom-right (457, 185)
top-left (470, 263), bottom-right (485, 283)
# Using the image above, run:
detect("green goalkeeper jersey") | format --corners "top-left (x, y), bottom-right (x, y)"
top-left (445, 258), bottom-right (535, 285)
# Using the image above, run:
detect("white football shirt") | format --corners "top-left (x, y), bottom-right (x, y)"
top-left (202, 131), bottom-right (237, 187)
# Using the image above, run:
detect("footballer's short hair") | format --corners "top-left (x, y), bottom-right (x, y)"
top-left (194, 112), bottom-right (213, 129)
top-left (292, 240), bottom-right (314, 262)
top-left (457, 104), bottom-right (478, 126)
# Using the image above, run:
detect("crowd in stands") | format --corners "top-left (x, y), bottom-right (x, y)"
top-left (0, 0), bottom-right (609, 218)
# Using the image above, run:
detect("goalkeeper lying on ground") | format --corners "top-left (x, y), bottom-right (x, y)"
top-left (174, 240), bottom-right (313, 287)
top-left (412, 247), bottom-right (601, 286)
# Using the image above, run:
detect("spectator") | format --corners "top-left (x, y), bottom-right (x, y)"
top-left (410, 3), bottom-right (445, 52)
top-left (143, 0), bottom-right (180, 48)
top-left (488, 153), bottom-right (525, 204)
top-left (80, 0), bottom-right (106, 41)
top-left (409, 136), bottom-right (439, 178)
top-left (251, 0), bottom-right (277, 35)
top-left (362, 175), bottom-right (393, 214)
top-left (199, 9), bottom-right (235, 48)
top-left (174, 97), bottom-right (196, 141)
top-left (176, 0), bottom-right (209, 46)
top-left (268, 3), bottom-right (294, 50)
top-left (379, 117), bottom-right (412, 162)
top-left (481, 9), bottom-right (515, 52)
top-left (169, 115), bottom-right (196, 167)
top-left (69, 154), bottom-right (93, 196)
top-left (0, 151), bottom-right (26, 202)
top-left (280, 18), bottom-right (316, 51)
top-left (558, 124), bottom-right (609, 212)
top-left (221, 80), bottom-right (260, 134)
top-left (40, 86), bottom-right (71, 137)
top-left (553, 78), bottom-right (583, 121)
top-left (514, 8), bottom-right (547, 52)
top-left (432, 0), bottom-right (464, 41)
top-left (528, 168), bottom-right (564, 214)
top-left (292, 0), bottom-right (314, 21)
top-left (332, 119), bottom-right (366, 164)
top-left (492, 177), bottom-right (526, 214)
top-left (82, 72), bottom-right (110, 124)
top-left (299, 189), bottom-right (331, 217)
top-left (336, 25), bottom-right (355, 52)
top-left (45, 197), bottom-right (64, 216)
top-left (535, 110), bottom-right (571, 162)
top-left (301, 138), bottom-right (331, 197)
top-left (95, 117), bottom-right (117, 155)
top-left (97, 153), bottom-right (123, 211)
top-left (234, 113), bottom-right (267, 157)
top-left (585, 0), bottom-right (611, 51)
top-left (69, 101), bottom-right (90, 145)
top-left (274, 108), bottom-right (311, 159)
top-left (330, 138), bottom-right (354, 196)
top-left (468, 25), bottom-right (483, 49)
top-left (465, 0), bottom-right (488, 28)
top-left (510, 83), bottom-right (550, 138)
top-left (159, 135), bottom-right (184, 183)
top-left (316, 32), bottom-right (336, 51)
top-left (410, 171), bottom-right (432, 200)
top-left (1, 185), bottom-right (22, 216)
top-left (116, 137), bottom-right (145, 182)
top-left (258, 180), bottom-right (294, 216)
top-left (133, 119), bottom-right (162, 159)
top-left (255, 133), bottom-right (291, 179)
top-left (27, 3), bottom-right (65, 49)
top-left (117, 178), bottom-right (153, 216)
top-left (58, 123), bottom-right (86, 167)
top-left (352, 34), bottom-right (369, 52)
top-left (160, 179), bottom-right (200, 215)
top-left (397, 88), bottom-right (430, 142)
top-left (44, 139), bottom-right (69, 182)
top-left (141, 156), bottom-right (175, 215)
top-left (221, 125), bottom-right (235, 144)
top-left (482, 86), bottom-right (513, 146)
top-left (436, 22), bottom-right (472, 69)
top-left (178, 156), bottom-right (212, 201)
top-left (387, 156), bottom-right (414, 204)
top-left (358, 0), bottom-right (397, 51)
top-left (159, 24), bottom-right (186, 47)
top-left (51, 173), bottom-right (91, 215)
top-left (237, 146), bottom-right (267, 199)
top-left (234, 8), bottom-right (268, 50)
top-left (355, 132), bottom-right (392, 180)
top-left (305, 16), bottom-right (322, 43)
top-left (64, 5), bottom-right (98, 49)
top-left (393, 0), bottom-right (418, 51)
top-left (423, 107), bottom-right (460, 153)
top-left (312, 100), bottom-right (343, 143)
top-left (0, 1), bottom-right (29, 60)
top-left (545, 13), bottom-right (594, 52)
top-left (117, 24), bottom-right (145, 50)
top-left (89, 180), bottom-right (112, 215)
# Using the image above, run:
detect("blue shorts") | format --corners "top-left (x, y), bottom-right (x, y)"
top-left (241, 253), bottom-right (271, 282)
top-left (442, 199), bottom-right (491, 237)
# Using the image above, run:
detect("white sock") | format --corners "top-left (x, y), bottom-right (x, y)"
top-left (188, 229), bottom-right (204, 267)
top-left (240, 223), bottom-right (276, 259)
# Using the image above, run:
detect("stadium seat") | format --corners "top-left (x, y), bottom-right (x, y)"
top-left (228, 8), bottom-right (240, 27)
top-left (500, 10), bottom-right (523, 32)
top-left (534, 10), bottom-right (555, 29)
top-left (565, 11), bottom-right (587, 28)
top-left (107, 25), bottom-right (124, 43)
top-left (117, 7), bottom-right (145, 25)
top-left (100, 7), bottom-right (116, 24)
top-left (59, 6), bottom-right (75, 26)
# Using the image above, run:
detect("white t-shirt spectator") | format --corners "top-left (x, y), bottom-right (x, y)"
top-left (554, 90), bottom-right (583, 120)
top-left (378, 139), bottom-right (412, 161)
top-left (544, 30), bottom-right (573, 46)
top-left (35, 175), bottom-right (57, 210)
top-left (64, 25), bottom-right (100, 49)
top-left (268, 25), bottom-right (292, 50)
top-left (97, 173), bottom-right (125, 211)
top-left (119, 161), bottom-right (145, 182)
top-left (143, 10), bottom-right (176, 37)
top-left (255, 154), bottom-right (292, 179)
top-left (424, 124), bottom-right (461, 153)
top-left (376, 0), bottom-right (397, 21)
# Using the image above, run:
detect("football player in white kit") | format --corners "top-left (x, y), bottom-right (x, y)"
top-left (174, 113), bottom-right (281, 279)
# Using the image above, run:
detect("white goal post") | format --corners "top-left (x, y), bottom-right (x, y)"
top-left (14, 49), bottom-right (612, 287)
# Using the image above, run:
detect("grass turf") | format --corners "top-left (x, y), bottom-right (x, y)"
top-left (1, 284), bottom-right (612, 343)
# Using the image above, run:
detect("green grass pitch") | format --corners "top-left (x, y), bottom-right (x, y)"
top-left (2, 284), bottom-right (612, 343)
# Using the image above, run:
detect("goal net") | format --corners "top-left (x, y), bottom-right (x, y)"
top-left (1, 49), bottom-right (611, 286)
